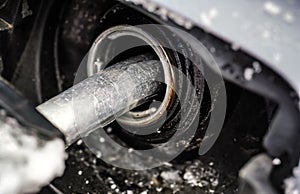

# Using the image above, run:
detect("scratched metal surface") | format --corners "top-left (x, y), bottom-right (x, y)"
top-left (37, 57), bottom-right (162, 146)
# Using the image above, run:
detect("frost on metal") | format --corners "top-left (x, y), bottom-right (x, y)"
top-left (0, 110), bottom-right (66, 194)
top-left (37, 59), bottom-right (162, 146)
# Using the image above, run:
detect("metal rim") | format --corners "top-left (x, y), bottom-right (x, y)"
top-left (87, 25), bottom-right (175, 128)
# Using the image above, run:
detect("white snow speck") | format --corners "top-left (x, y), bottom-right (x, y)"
top-left (264, 1), bottom-right (281, 15)
top-left (273, 53), bottom-right (281, 63)
top-left (283, 12), bottom-right (295, 23)
top-left (272, 158), bottom-right (282, 165)
top-left (285, 164), bottom-right (300, 194)
top-left (200, 8), bottom-right (218, 26)
top-left (253, 62), bottom-right (262, 73)
top-left (262, 30), bottom-right (271, 39)
top-left (76, 139), bottom-right (83, 145)
top-left (126, 190), bottom-right (134, 194)
top-left (99, 137), bottom-right (105, 143)
top-left (244, 68), bottom-right (255, 81)
top-left (160, 171), bottom-right (182, 183)
top-left (231, 43), bottom-right (240, 51)
top-left (232, 11), bottom-right (239, 18)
